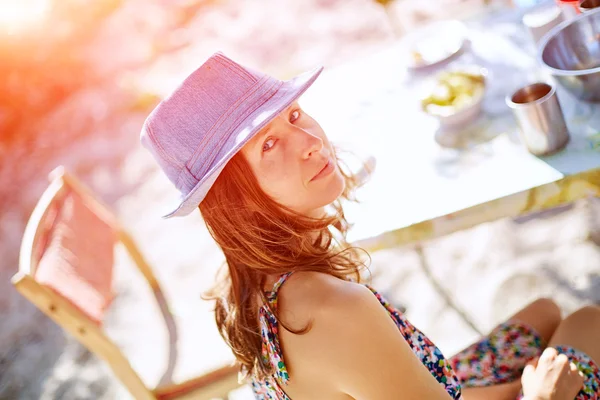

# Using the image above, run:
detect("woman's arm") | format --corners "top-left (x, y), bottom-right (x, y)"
top-left (288, 275), bottom-right (454, 400)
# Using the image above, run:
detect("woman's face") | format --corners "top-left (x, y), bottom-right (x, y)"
top-left (241, 102), bottom-right (345, 217)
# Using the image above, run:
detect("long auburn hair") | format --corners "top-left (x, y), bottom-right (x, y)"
top-left (200, 148), bottom-right (370, 379)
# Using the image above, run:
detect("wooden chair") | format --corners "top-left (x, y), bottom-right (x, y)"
top-left (11, 166), bottom-right (241, 400)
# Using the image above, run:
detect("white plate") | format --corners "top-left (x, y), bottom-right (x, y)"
top-left (402, 20), bottom-right (469, 71)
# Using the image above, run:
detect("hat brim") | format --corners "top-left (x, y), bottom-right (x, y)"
top-left (162, 65), bottom-right (324, 218)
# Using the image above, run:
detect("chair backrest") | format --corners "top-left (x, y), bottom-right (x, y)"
top-left (33, 185), bottom-right (115, 324)
top-left (13, 167), bottom-right (241, 400)
top-left (12, 167), bottom-right (157, 400)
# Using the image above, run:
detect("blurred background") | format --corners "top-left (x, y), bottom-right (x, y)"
top-left (2, 0), bottom-right (599, 399)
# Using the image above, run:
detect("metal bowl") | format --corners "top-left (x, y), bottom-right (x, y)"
top-left (579, 0), bottom-right (600, 13)
top-left (538, 8), bottom-right (600, 102)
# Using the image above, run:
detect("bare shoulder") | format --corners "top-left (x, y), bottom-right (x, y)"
top-left (276, 271), bottom-right (373, 330)
top-left (277, 271), bottom-right (453, 399)
top-left (276, 271), bottom-right (453, 399)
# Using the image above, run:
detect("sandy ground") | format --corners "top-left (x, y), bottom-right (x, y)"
top-left (1, 0), bottom-right (599, 399)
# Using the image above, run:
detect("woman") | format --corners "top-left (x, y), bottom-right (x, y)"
top-left (141, 52), bottom-right (600, 399)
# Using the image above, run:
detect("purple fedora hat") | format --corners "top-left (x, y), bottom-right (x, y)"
top-left (140, 52), bottom-right (323, 218)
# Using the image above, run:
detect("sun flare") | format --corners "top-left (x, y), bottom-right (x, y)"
top-left (0, 0), bottom-right (50, 33)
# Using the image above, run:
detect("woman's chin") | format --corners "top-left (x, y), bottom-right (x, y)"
top-left (315, 175), bottom-right (346, 209)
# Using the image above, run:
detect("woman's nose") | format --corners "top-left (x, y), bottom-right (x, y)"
top-left (300, 130), bottom-right (324, 159)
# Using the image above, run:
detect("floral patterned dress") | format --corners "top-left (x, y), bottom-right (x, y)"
top-left (251, 272), bottom-right (600, 399)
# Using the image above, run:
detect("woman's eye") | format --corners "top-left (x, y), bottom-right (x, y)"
top-left (290, 110), bottom-right (301, 123)
top-left (262, 138), bottom-right (276, 152)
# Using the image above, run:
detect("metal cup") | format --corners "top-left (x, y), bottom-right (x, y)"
top-left (579, 0), bottom-right (600, 12)
top-left (506, 82), bottom-right (570, 156)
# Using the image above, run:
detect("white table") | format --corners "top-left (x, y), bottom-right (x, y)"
top-left (300, 6), bottom-right (600, 247)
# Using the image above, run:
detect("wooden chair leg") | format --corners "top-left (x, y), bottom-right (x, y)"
top-left (12, 273), bottom-right (157, 400)
top-left (117, 229), bottom-right (179, 386)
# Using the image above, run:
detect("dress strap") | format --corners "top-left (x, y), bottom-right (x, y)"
top-left (265, 272), bottom-right (294, 304)
top-left (259, 272), bottom-right (294, 386)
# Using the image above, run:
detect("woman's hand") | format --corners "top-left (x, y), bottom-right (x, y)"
top-left (521, 347), bottom-right (585, 400)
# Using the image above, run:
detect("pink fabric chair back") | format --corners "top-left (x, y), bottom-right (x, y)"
top-left (34, 188), bottom-right (115, 324)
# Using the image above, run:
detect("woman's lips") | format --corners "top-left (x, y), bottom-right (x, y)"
top-left (310, 159), bottom-right (334, 181)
